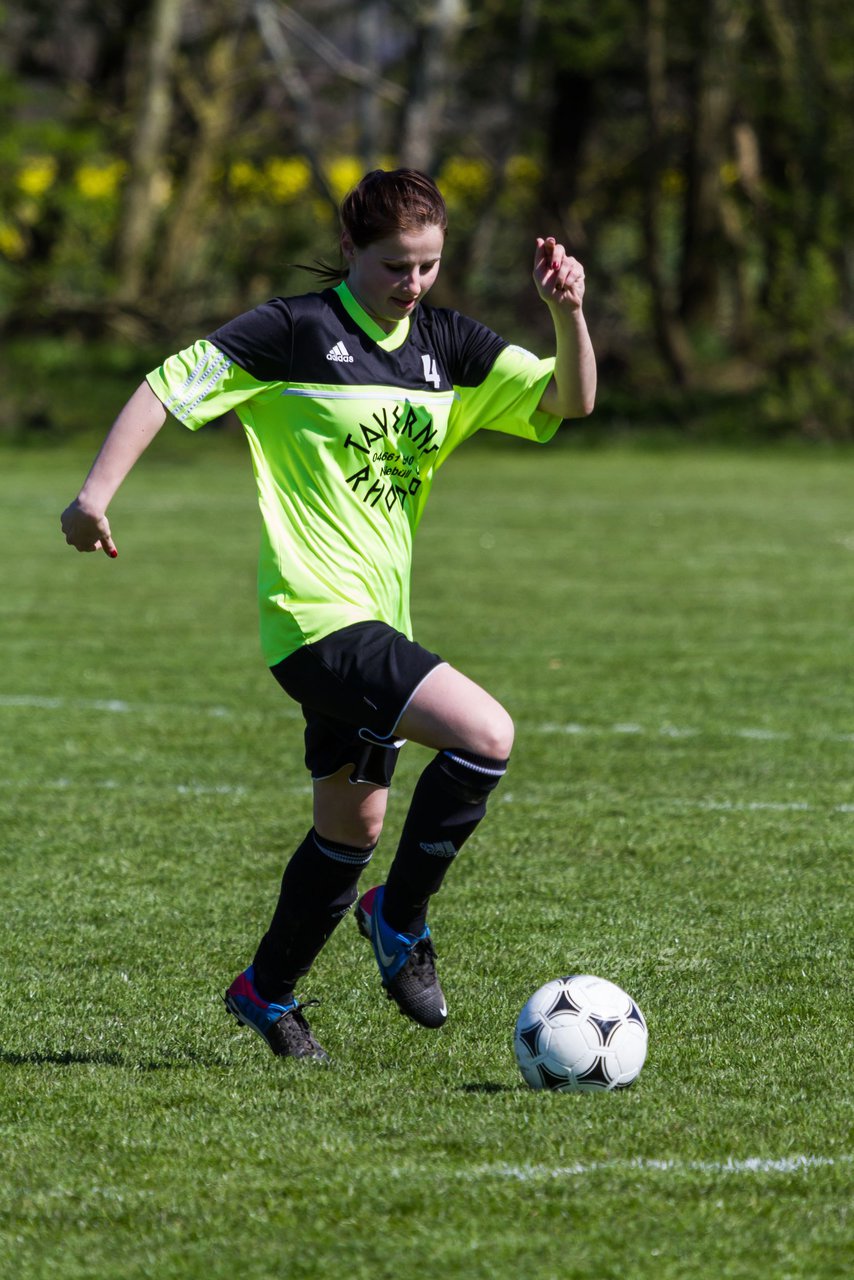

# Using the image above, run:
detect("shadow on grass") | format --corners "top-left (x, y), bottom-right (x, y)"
top-left (0, 1048), bottom-right (226, 1070)
top-left (459, 1082), bottom-right (519, 1094)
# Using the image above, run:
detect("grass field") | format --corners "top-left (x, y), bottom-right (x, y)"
top-left (1, 435), bottom-right (852, 1278)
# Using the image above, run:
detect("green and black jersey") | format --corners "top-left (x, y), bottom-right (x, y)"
top-left (147, 281), bottom-right (560, 665)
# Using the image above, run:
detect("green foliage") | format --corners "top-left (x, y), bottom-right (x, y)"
top-left (538, 0), bottom-right (643, 73)
top-left (0, 109), bottom-right (123, 313)
top-left (759, 238), bottom-right (854, 439)
top-left (2, 1), bottom-right (854, 438)
top-left (0, 336), bottom-right (166, 443)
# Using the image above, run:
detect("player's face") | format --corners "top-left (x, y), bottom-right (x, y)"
top-left (343, 224), bottom-right (445, 332)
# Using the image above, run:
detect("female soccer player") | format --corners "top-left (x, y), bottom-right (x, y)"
top-left (61, 169), bottom-right (596, 1063)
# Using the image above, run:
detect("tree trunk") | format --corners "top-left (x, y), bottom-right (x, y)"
top-left (463, 0), bottom-right (542, 298)
top-left (540, 68), bottom-right (593, 243)
top-left (398, 0), bottom-right (468, 172)
top-left (355, 2), bottom-right (384, 170)
top-left (680, 0), bottom-right (747, 326)
top-left (642, 0), bottom-right (692, 385)
top-left (153, 28), bottom-right (241, 297)
top-left (252, 0), bottom-right (338, 215)
top-left (115, 0), bottom-right (187, 302)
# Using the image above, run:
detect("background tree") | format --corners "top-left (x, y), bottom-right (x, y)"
top-left (115, 0), bottom-right (188, 302)
top-left (1, 0), bottom-right (853, 438)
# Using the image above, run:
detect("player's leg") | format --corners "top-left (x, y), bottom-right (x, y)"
top-left (311, 765), bottom-right (389, 847)
top-left (383, 663), bottom-right (512, 933)
top-left (397, 662), bottom-right (515, 757)
top-left (227, 632), bottom-right (403, 1061)
top-left (226, 772), bottom-right (388, 1061)
top-left (356, 664), bottom-right (512, 1028)
top-left (251, 768), bottom-right (389, 1000)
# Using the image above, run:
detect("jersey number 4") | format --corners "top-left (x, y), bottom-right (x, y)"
top-left (422, 354), bottom-right (441, 388)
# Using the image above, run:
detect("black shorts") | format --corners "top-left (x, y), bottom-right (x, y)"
top-left (270, 621), bottom-right (444, 787)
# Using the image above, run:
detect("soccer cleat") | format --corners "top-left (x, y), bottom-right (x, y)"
top-left (355, 885), bottom-right (448, 1028)
top-left (224, 966), bottom-right (329, 1063)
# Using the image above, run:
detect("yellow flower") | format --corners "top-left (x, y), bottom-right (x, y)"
top-left (229, 160), bottom-right (259, 193)
top-left (439, 157), bottom-right (492, 203)
top-left (328, 157), bottom-right (362, 201)
top-left (0, 221), bottom-right (26, 260)
top-left (75, 160), bottom-right (126, 200)
top-left (265, 157), bottom-right (311, 203)
top-left (17, 157), bottom-right (58, 198)
top-left (720, 161), bottom-right (740, 188)
top-left (505, 155), bottom-right (542, 188)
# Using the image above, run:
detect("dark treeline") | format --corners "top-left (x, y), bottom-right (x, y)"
top-left (2, 0), bottom-right (853, 437)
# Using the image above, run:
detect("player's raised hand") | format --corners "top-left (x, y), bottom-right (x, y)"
top-left (533, 237), bottom-right (586, 311)
top-left (61, 498), bottom-right (118, 558)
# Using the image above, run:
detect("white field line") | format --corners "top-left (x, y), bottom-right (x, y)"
top-left (0, 773), bottom-right (850, 814)
top-left (0, 777), bottom-right (313, 798)
top-left (3, 695), bottom-right (852, 811)
top-left (535, 720), bottom-right (854, 743)
top-left (0, 777), bottom-right (248, 796)
top-left (679, 799), bottom-right (854, 814)
top-left (2, 696), bottom-right (852, 742)
top-left (498, 791), bottom-right (854, 814)
top-left (3, 775), bottom-right (849, 814)
top-left (0, 694), bottom-right (300, 719)
top-left (471, 1153), bottom-right (852, 1183)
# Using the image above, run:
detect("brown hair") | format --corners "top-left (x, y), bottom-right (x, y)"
top-left (301, 168), bottom-right (448, 284)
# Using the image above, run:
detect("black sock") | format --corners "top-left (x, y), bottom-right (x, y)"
top-left (252, 828), bottom-right (374, 1001)
top-left (382, 749), bottom-right (508, 936)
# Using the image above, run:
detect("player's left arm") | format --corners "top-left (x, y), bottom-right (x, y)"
top-left (533, 237), bottom-right (597, 420)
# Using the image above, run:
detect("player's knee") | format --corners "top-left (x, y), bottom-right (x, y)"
top-left (471, 705), bottom-right (514, 760)
top-left (313, 770), bottom-right (388, 849)
top-left (314, 796), bottom-right (385, 849)
top-left (316, 813), bottom-right (384, 849)
top-left (360, 813), bottom-right (386, 847)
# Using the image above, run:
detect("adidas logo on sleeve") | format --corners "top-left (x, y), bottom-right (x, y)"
top-left (326, 341), bottom-right (354, 363)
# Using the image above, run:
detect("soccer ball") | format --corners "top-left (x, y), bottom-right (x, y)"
top-left (514, 974), bottom-right (648, 1092)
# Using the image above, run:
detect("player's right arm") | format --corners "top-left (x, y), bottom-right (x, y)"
top-left (61, 378), bottom-right (167, 557)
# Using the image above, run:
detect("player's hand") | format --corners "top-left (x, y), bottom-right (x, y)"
top-left (60, 498), bottom-right (118, 558)
top-left (533, 237), bottom-right (585, 311)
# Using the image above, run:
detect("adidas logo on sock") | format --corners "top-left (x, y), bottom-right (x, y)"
top-left (326, 341), bottom-right (354, 363)
top-left (419, 840), bottom-right (458, 858)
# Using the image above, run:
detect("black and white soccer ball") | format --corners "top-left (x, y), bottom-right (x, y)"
top-left (514, 974), bottom-right (648, 1092)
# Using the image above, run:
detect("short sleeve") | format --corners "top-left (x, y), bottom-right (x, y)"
top-left (437, 344), bottom-right (560, 465)
top-left (146, 338), bottom-right (274, 431)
